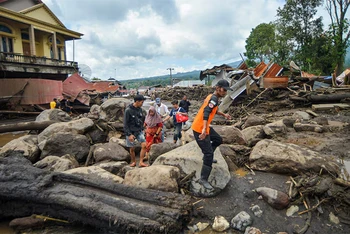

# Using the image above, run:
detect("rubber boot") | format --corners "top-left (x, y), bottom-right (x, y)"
top-left (199, 165), bottom-right (214, 190)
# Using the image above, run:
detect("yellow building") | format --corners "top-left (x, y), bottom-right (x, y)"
top-left (0, 0), bottom-right (83, 80)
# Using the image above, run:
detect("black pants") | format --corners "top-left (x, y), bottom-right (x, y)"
top-left (193, 127), bottom-right (223, 167)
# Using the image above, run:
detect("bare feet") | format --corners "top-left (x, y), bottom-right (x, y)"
top-left (130, 162), bottom-right (136, 167)
top-left (139, 162), bottom-right (149, 167)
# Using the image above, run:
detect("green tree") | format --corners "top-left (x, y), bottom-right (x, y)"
top-left (245, 23), bottom-right (276, 66)
top-left (325, 0), bottom-right (350, 74)
top-left (275, 0), bottom-right (324, 69)
top-left (309, 32), bottom-right (336, 74)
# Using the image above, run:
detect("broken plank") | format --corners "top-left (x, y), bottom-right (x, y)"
top-left (305, 110), bottom-right (318, 117)
top-left (311, 103), bottom-right (350, 111)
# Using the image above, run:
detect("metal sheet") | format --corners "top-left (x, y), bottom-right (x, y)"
top-left (0, 78), bottom-right (63, 105)
top-left (63, 73), bottom-right (120, 100)
top-left (263, 76), bottom-right (289, 88)
top-left (253, 62), bottom-right (268, 77)
top-left (63, 73), bottom-right (90, 99)
top-left (219, 76), bottom-right (254, 112)
top-left (264, 63), bottom-right (283, 77)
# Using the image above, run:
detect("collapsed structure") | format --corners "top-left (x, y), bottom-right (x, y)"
top-left (198, 61), bottom-right (350, 113)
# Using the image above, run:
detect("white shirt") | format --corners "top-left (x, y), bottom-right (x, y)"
top-left (154, 103), bottom-right (169, 117)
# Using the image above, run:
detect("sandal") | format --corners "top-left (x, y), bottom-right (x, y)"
top-left (130, 162), bottom-right (136, 167)
top-left (139, 162), bottom-right (149, 167)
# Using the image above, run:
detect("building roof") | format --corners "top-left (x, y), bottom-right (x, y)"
top-left (173, 80), bottom-right (205, 87)
top-left (0, 1), bottom-right (83, 39)
top-left (20, 3), bottom-right (65, 28)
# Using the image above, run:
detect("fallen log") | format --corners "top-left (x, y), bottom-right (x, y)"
top-left (309, 93), bottom-right (350, 103)
top-left (0, 155), bottom-right (192, 233)
top-left (0, 110), bottom-right (41, 115)
top-left (0, 120), bottom-right (57, 134)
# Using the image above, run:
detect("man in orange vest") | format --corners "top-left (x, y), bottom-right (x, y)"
top-left (191, 80), bottom-right (232, 190)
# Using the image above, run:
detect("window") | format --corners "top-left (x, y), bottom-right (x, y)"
top-left (0, 24), bottom-right (13, 53)
top-left (21, 32), bottom-right (29, 40)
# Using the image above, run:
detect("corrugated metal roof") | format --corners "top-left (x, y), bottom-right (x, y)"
top-left (0, 78), bottom-right (63, 105)
top-left (264, 63), bottom-right (284, 77)
top-left (63, 73), bottom-right (90, 99)
top-left (254, 62), bottom-right (268, 77)
top-left (63, 73), bottom-right (120, 99)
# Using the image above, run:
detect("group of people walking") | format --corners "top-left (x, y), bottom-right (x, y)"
top-left (123, 94), bottom-right (191, 167)
top-left (123, 79), bottom-right (232, 191)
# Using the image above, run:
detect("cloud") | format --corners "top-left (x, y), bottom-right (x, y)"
top-left (43, 0), bottom-right (301, 80)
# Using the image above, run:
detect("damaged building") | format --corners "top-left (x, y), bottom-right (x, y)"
top-left (0, 0), bottom-right (84, 111)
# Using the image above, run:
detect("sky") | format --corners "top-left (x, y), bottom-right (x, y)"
top-left (42, 0), bottom-right (330, 81)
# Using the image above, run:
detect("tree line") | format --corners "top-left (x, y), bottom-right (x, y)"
top-left (244, 0), bottom-right (350, 76)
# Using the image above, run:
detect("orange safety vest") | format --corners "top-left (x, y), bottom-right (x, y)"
top-left (192, 94), bottom-right (218, 134)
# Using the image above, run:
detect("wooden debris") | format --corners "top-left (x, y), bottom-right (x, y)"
top-left (0, 120), bottom-right (57, 134)
top-left (0, 155), bottom-right (192, 233)
top-left (334, 178), bottom-right (350, 187)
top-left (305, 110), bottom-right (318, 117)
top-left (311, 103), bottom-right (350, 111)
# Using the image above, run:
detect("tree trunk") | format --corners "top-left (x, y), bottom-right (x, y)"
top-left (0, 155), bottom-right (192, 233)
top-left (0, 121), bottom-right (56, 134)
top-left (308, 93), bottom-right (350, 103)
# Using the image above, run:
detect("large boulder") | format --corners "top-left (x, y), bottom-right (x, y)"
top-left (263, 120), bottom-right (287, 137)
top-left (148, 142), bottom-right (177, 163)
top-left (40, 132), bottom-right (90, 162)
top-left (94, 161), bottom-right (128, 175)
top-left (35, 109), bottom-right (71, 122)
top-left (86, 104), bottom-right (101, 120)
top-left (99, 98), bottom-right (130, 122)
top-left (124, 165), bottom-right (180, 192)
top-left (213, 125), bottom-right (247, 145)
top-left (93, 142), bottom-right (130, 163)
top-left (86, 128), bottom-right (108, 144)
top-left (0, 135), bottom-right (39, 163)
top-left (241, 125), bottom-right (266, 147)
top-left (38, 118), bottom-right (94, 150)
top-left (34, 154), bottom-right (79, 172)
top-left (243, 115), bottom-right (267, 129)
top-left (249, 139), bottom-right (340, 175)
top-left (63, 166), bottom-right (124, 183)
top-left (153, 141), bottom-right (231, 197)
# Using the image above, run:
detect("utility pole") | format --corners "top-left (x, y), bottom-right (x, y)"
top-left (167, 68), bottom-right (174, 86)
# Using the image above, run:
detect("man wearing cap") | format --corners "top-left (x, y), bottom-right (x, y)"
top-left (154, 97), bottom-right (169, 141)
top-left (191, 80), bottom-right (232, 190)
top-left (154, 98), bottom-right (169, 117)
top-left (124, 94), bottom-right (148, 167)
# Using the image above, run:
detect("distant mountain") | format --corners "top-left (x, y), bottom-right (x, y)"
top-left (121, 60), bottom-right (243, 89)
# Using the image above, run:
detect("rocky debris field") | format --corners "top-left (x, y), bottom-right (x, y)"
top-left (0, 86), bottom-right (350, 234)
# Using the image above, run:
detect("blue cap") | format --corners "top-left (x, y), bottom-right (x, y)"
top-left (155, 98), bottom-right (161, 104)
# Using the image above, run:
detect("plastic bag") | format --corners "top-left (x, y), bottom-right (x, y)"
top-left (175, 113), bottom-right (188, 123)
